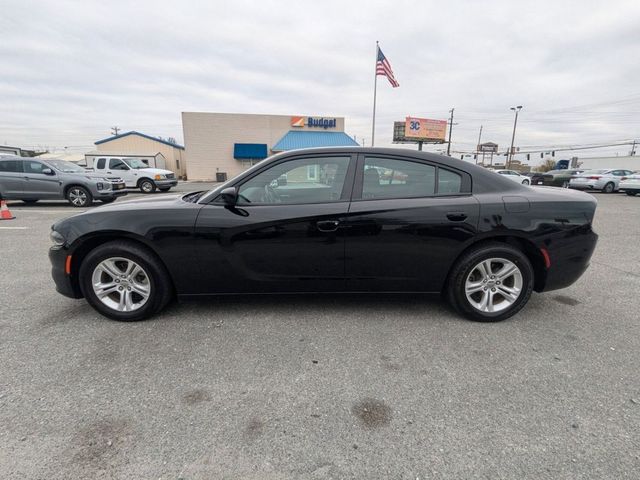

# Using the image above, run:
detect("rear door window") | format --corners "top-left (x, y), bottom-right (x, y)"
top-left (362, 157), bottom-right (435, 200)
top-left (96, 158), bottom-right (106, 169)
top-left (0, 160), bottom-right (23, 172)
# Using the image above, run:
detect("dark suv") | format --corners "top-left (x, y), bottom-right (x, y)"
top-left (0, 156), bottom-right (126, 207)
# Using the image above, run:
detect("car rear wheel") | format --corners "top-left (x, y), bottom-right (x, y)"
top-left (139, 179), bottom-right (156, 193)
top-left (603, 182), bottom-right (615, 193)
top-left (446, 242), bottom-right (534, 322)
top-left (79, 241), bottom-right (173, 321)
top-left (67, 186), bottom-right (92, 207)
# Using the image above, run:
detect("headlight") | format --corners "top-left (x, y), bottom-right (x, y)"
top-left (154, 174), bottom-right (166, 180)
top-left (50, 230), bottom-right (66, 246)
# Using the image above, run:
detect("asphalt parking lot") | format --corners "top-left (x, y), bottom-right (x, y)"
top-left (1, 187), bottom-right (639, 479)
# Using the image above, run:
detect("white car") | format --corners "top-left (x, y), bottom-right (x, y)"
top-left (619, 171), bottom-right (640, 196)
top-left (569, 169), bottom-right (634, 193)
top-left (492, 169), bottom-right (531, 185)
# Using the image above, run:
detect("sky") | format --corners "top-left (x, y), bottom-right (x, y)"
top-left (1, 0), bottom-right (640, 162)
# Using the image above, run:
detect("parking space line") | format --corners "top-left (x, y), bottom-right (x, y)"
top-left (0, 226), bottom-right (29, 230)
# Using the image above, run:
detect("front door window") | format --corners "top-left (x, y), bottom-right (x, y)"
top-left (237, 156), bottom-right (351, 205)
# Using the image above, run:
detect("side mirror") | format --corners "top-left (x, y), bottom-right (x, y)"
top-left (220, 186), bottom-right (238, 205)
top-left (42, 168), bottom-right (55, 175)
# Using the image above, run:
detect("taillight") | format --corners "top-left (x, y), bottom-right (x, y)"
top-left (587, 176), bottom-right (601, 180)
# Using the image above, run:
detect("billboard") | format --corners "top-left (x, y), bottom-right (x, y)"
top-left (404, 117), bottom-right (447, 141)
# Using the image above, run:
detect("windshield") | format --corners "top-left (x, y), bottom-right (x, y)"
top-left (45, 159), bottom-right (86, 173)
top-left (123, 158), bottom-right (150, 169)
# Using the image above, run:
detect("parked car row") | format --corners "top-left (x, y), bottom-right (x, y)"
top-left (491, 167), bottom-right (640, 195)
top-left (0, 155), bottom-right (178, 207)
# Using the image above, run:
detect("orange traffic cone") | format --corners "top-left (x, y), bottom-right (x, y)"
top-left (0, 199), bottom-right (15, 220)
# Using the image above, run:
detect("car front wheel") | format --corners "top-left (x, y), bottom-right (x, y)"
top-left (446, 242), bottom-right (534, 322)
top-left (67, 186), bottom-right (92, 207)
top-left (79, 241), bottom-right (173, 321)
top-left (139, 179), bottom-right (156, 193)
top-left (521, 179), bottom-right (530, 185)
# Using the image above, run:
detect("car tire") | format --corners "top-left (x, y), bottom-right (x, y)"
top-left (66, 186), bottom-right (93, 207)
top-left (626, 190), bottom-right (637, 196)
top-left (22, 199), bottom-right (39, 204)
top-left (603, 182), bottom-right (615, 193)
top-left (446, 242), bottom-right (534, 322)
top-left (138, 179), bottom-right (156, 194)
top-left (521, 179), bottom-right (530, 185)
top-left (78, 240), bottom-right (173, 321)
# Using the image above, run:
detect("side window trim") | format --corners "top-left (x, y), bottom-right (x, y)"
top-left (352, 154), bottom-right (471, 201)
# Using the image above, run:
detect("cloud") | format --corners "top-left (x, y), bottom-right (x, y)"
top-left (1, 0), bottom-right (639, 159)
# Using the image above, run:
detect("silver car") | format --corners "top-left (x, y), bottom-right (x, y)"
top-left (0, 156), bottom-right (127, 207)
top-left (569, 168), bottom-right (635, 193)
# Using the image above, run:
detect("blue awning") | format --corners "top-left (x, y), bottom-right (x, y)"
top-left (233, 143), bottom-right (268, 159)
top-left (272, 131), bottom-right (359, 152)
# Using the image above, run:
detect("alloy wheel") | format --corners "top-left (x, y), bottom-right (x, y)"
top-left (464, 258), bottom-right (523, 313)
top-left (69, 188), bottom-right (88, 206)
top-left (91, 257), bottom-right (151, 312)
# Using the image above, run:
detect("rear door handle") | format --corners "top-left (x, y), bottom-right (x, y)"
top-left (446, 212), bottom-right (467, 222)
top-left (316, 220), bottom-right (340, 232)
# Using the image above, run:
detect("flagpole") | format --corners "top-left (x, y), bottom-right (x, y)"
top-left (371, 40), bottom-right (379, 147)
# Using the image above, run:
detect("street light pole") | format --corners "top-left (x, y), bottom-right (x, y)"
top-left (446, 108), bottom-right (455, 156)
top-left (508, 105), bottom-right (522, 169)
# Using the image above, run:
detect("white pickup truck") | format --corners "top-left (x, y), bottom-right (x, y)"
top-left (88, 156), bottom-right (177, 193)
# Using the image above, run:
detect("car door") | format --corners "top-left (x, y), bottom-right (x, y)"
top-left (22, 160), bottom-right (61, 199)
top-left (343, 154), bottom-right (480, 292)
top-left (0, 159), bottom-right (25, 199)
top-left (107, 158), bottom-right (136, 187)
top-left (192, 154), bottom-right (356, 294)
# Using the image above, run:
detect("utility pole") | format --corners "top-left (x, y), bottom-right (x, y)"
top-left (446, 108), bottom-right (455, 156)
top-left (111, 126), bottom-right (121, 136)
top-left (631, 140), bottom-right (637, 156)
top-left (508, 106), bottom-right (522, 169)
top-left (476, 125), bottom-right (483, 165)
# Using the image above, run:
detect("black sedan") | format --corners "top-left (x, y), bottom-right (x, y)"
top-left (49, 148), bottom-right (598, 322)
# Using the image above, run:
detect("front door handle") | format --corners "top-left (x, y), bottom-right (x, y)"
top-left (446, 212), bottom-right (468, 222)
top-left (316, 220), bottom-right (340, 232)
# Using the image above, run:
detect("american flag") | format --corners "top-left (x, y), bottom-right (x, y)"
top-left (376, 46), bottom-right (399, 88)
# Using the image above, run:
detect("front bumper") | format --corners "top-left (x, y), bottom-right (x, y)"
top-left (154, 179), bottom-right (178, 188)
top-left (49, 246), bottom-right (83, 299)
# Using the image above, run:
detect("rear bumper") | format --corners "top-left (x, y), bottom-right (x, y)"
top-left (49, 246), bottom-right (83, 299)
top-left (542, 228), bottom-right (598, 291)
